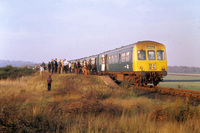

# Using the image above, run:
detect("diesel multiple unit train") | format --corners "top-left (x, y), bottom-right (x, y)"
top-left (70, 41), bottom-right (167, 86)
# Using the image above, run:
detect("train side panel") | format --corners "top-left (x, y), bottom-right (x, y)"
top-left (106, 47), bottom-right (133, 72)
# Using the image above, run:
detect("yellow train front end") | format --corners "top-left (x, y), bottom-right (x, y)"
top-left (133, 41), bottom-right (167, 85)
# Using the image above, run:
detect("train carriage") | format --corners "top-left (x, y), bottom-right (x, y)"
top-left (69, 40), bottom-right (167, 86)
top-left (96, 41), bottom-right (167, 86)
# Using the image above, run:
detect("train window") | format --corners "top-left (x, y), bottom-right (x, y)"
top-left (115, 54), bottom-right (119, 63)
top-left (121, 53), bottom-right (126, 62)
top-left (157, 50), bottom-right (165, 60)
top-left (148, 50), bottom-right (155, 60)
top-left (131, 51), bottom-right (133, 61)
top-left (108, 56), bottom-right (111, 64)
top-left (99, 58), bottom-right (102, 64)
top-left (91, 59), bottom-right (95, 65)
top-left (99, 57), bottom-right (105, 64)
top-left (111, 55), bottom-right (114, 64)
top-left (102, 57), bottom-right (105, 64)
top-left (138, 50), bottom-right (146, 60)
top-left (126, 52), bottom-right (130, 62)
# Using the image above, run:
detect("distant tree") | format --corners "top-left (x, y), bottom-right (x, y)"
top-left (168, 66), bottom-right (200, 74)
top-left (0, 65), bottom-right (35, 80)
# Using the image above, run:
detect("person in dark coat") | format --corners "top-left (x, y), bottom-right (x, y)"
top-left (54, 58), bottom-right (58, 73)
top-left (48, 62), bottom-right (51, 73)
top-left (75, 60), bottom-right (81, 75)
top-left (58, 59), bottom-right (62, 74)
top-left (87, 59), bottom-right (92, 75)
top-left (47, 75), bottom-right (53, 91)
top-left (51, 59), bottom-right (54, 74)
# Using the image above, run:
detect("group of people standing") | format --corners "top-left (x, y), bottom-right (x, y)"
top-left (45, 58), bottom-right (95, 77)
top-left (40, 58), bottom-right (96, 91)
top-left (47, 58), bottom-right (70, 74)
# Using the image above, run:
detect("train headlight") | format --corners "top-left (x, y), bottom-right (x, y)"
top-left (140, 66), bottom-right (143, 71)
top-left (162, 66), bottom-right (165, 70)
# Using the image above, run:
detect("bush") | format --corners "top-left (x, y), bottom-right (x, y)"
top-left (0, 65), bottom-right (35, 80)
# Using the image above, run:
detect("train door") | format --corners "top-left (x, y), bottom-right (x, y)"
top-left (96, 56), bottom-right (100, 72)
top-left (100, 55), bottom-right (107, 72)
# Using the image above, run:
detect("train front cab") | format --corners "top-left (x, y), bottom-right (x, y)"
top-left (133, 41), bottom-right (167, 85)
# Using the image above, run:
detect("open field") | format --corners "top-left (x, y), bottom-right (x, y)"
top-left (158, 73), bottom-right (200, 91)
top-left (0, 71), bottom-right (200, 132)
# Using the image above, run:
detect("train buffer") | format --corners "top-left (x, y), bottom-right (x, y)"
top-left (99, 76), bottom-right (120, 89)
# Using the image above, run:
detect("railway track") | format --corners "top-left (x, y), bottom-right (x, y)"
top-left (100, 75), bottom-right (200, 100)
top-left (133, 84), bottom-right (200, 100)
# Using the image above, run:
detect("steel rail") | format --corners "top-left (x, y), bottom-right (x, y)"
top-left (132, 85), bottom-right (200, 99)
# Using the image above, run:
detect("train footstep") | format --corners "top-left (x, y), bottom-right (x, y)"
top-left (99, 76), bottom-right (120, 89)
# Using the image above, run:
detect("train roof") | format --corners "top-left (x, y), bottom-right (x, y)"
top-left (68, 40), bottom-right (162, 61)
top-left (98, 42), bottom-right (136, 55)
top-left (98, 40), bottom-right (162, 55)
top-left (68, 54), bottom-right (98, 62)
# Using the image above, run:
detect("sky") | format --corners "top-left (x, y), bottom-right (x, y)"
top-left (0, 0), bottom-right (200, 67)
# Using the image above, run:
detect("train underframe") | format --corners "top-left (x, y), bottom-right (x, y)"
top-left (99, 71), bottom-right (167, 86)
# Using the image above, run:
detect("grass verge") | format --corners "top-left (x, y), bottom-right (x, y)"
top-left (0, 71), bottom-right (200, 132)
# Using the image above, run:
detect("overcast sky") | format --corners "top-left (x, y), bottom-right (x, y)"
top-left (0, 0), bottom-right (200, 67)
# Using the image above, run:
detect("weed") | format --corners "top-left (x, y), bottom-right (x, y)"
top-left (177, 84), bottom-right (182, 88)
top-left (120, 79), bottom-right (132, 89)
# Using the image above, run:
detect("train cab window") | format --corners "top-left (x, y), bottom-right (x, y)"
top-left (157, 50), bottom-right (165, 60)
top-left (138, 50), bottom-right (146, 60)
top-left (148, 50), bottom-right (155, 60)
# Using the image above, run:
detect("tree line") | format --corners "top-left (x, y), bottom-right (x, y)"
top-left (167, 66), bottom-right (200, 74)
top-left (0, 65), bottom-right (35, 80)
